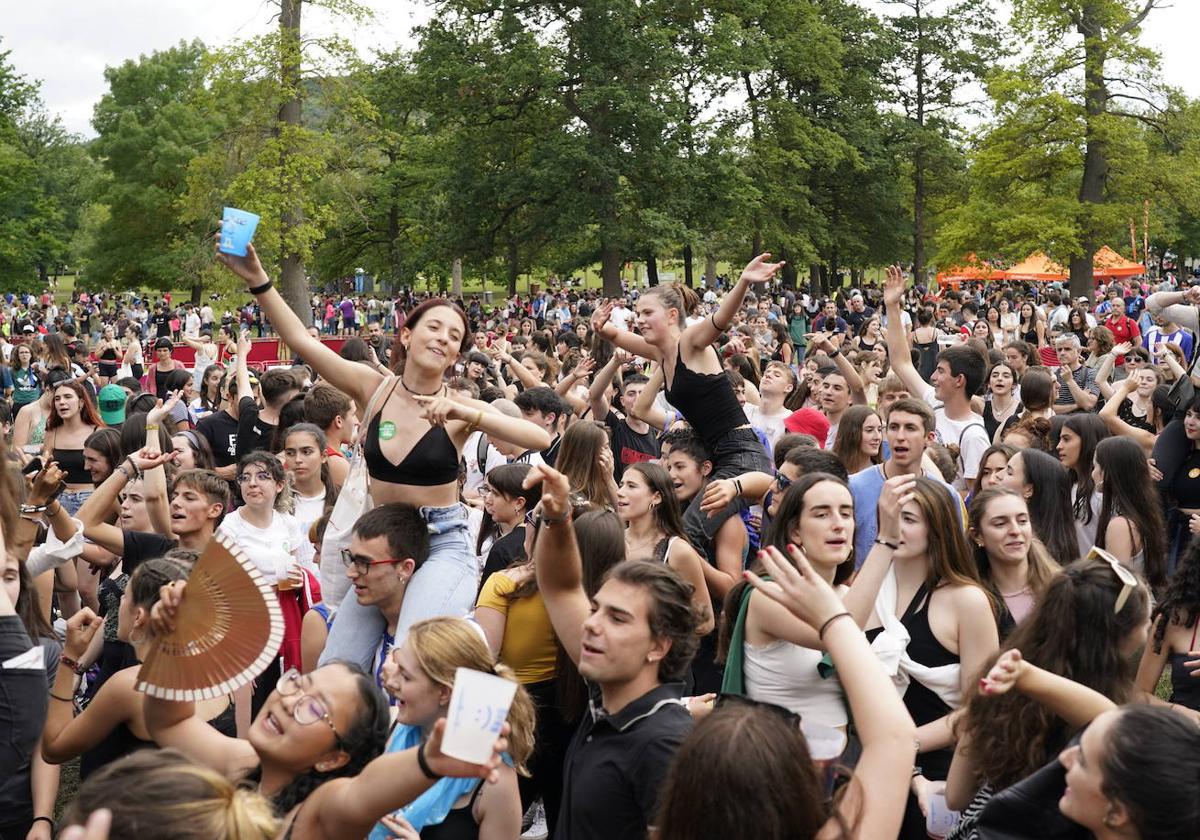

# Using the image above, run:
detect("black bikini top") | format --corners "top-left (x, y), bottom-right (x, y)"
top-left (363, 381), bottom-right (460, 486)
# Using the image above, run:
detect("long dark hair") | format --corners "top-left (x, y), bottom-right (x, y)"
top-left (956, 557), bottom-right (1149, 790)
top-left (475, 463), bottom-right (539, 555)
top-left (1094, 437), bottom-right (1166, 590)
top-left (283, 423), bottom-right (339, 516)
top-left (719, 473), bottom-right (854, 663)
top-left (655, 702), bottom-right (854, 840)
top-left (625, 462), bottom-right (689, 542)
top-left (1019, 449), bottom-right (1080, 563)
top-left (1151, 535), bottom-right (1200, 654)
top-left (1099, 706), bottom-right (1200, 840)
top-left (1060, 413), bottom-right (1109, 525)
top-left (244, 661), bottom-right (389, 815)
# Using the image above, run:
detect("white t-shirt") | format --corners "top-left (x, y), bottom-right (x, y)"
top-left (610, 306), bottom-right (634, 331)
top-left (292, 491), bottom-right (327, 568)
top-left (744, 403), bottom-right (791, 451)
top-left (218, 508), bottom-right (308, 583)
top-left (919, 385), bottom-right (988, 490)
top-left (464, 430), bottom-right (508, 494)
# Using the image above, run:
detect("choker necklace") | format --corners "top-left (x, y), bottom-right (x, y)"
top-left (400, 376), bottom-right (444, 397)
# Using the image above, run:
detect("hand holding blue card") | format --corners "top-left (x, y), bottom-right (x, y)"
top-left (218, 207), bottom-right (261, 258)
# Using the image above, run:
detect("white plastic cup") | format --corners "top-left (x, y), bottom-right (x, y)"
top-left (801, 720), bottom-right (847, 797)
top-left (441, 667), bottom-right (518, 764)
top-left (925, 792), bottom-right (960, 838)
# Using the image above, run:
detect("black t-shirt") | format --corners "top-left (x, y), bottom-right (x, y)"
top-left (196, 409), bottom-right (240, 467)
top-left (154, 313), bottom-right (171, 338)
top-left (122, 531), bottom-right (178, 575)
top-left (236, 396), bottom-right (276, 457)
top-left (604, 410), bottom-right (659, 483)
top-left (480, 525), bottom-right (526, 585)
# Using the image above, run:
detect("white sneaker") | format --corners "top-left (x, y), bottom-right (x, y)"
top-left (521, 801), bottom-right (548, 840)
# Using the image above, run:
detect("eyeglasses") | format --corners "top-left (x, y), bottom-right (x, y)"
top-left (340, 548), bottom-right (403, 576)
top-left (774, 472), bottom-right (793, 491)
top-left (237, 471), bottom-right (274, 485)
top-left (1088, 546), bottom-right (1139, 614)
top-left (275, 668), bottom-right (343, 747)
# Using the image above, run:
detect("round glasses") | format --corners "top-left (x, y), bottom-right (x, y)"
top-left (276, 668), bottom-right (343, 747)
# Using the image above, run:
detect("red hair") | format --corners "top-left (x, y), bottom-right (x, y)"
top-left (46, 380), bottom-right (104, 430)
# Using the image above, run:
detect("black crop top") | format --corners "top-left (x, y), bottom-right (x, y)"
top-left (663, 349), bottom-right (748, 449)
top-left (54, 448), bottom-right (92, 485)
top-left (364, 388), bottom-right (460, 487)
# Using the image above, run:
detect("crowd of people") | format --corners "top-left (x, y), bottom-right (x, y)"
top-left (2, 241), bottom-right (1200, 840)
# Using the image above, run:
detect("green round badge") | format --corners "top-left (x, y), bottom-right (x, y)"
top-left (378, 420), bottom-right (397, 441)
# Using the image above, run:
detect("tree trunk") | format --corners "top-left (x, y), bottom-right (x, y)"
top-left (646, 254), bottom-right (659, 287)
top-left (451, 258), bottom-right (463, 296)
top-left (911, 0), bottom-right (927, 285)
top-left (387, 151), bottom-right (402, 285)
top-left (810, 264), bottom-right (824, 297)
top-left (601, 240), bottom-right (622, 297)
top-left (278, 0), bottom-right (311, 325)
top-left (191, 281), bottom-right (202, 306)
top-left (1071, 5), bottom-right (1108, 298)
top-left (506, 241), bottom-right (519, 297)
top-left (682, 243), bottom-right (693, 287)
top-left (704, 253), bottom-right (717, 287)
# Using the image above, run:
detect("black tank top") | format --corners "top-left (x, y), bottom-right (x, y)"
top-left (915, 340), bottom-right (939, 382)
top-left (421, 780), bottom-right (485, 840)
top-left (663, 349), bottom-right (747, 449)
top-left (1169, 621), bottom-right (1200, 712)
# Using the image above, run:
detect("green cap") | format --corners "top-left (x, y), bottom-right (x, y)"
top-left (97, 384), bottom-right (127, 426)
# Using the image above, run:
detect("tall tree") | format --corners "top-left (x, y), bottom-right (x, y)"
top-left (882, 0), bottom-right (1003, 282)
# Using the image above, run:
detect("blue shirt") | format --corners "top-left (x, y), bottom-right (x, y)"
top-left (848, 463), bottom-right (964, 568)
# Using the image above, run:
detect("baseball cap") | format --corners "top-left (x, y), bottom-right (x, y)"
top-left (98, 384), bottom-right (127, 426)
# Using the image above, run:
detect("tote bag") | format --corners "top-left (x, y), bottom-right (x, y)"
top-left (318, 375), bottom-right (396, 606)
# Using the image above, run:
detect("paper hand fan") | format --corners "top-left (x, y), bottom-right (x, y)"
top-left (137, 532), bottom-right (283, 701)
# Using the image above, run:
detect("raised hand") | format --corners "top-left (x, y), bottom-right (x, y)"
top-left (700, 478), bottom-right (738, 516)
top-left (979, 649), bottom-right (1026, 696)
top-left (149, 580), bottom-right (187, 635)
top-left (743, 544), bottom-right (847, 631)
top-left (64, 608), bottom-right (103, 660)
top-left (423, 717), bottom-right (509, 782)
top-left (57, 809), bottom-right (112, 840)
top-left (883, 265), bottom-right (906, 307)
top-left (522, 463), bottom-right (572, 519)
top-left (591, 301), bottom-right (614, 334)
top-left (28, 461), bottom-right (67, 506)
top-left (128, 447), bottom-right (178, 473)
top-left (877, 476), bottom-right (916, 542)
top-left (146, 390), bottom-right (183, 426)
top-left (739, 253), bottom-right (786, 286)
top-left (238, 329), bottom-right (252, 355)
top-left (215, 235), bottom-right (270, 288)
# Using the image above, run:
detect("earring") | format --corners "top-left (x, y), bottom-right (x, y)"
top-left (129, 627), bottom-right (145, 645)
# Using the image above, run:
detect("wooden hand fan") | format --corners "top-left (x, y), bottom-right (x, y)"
top-left (137, 532), bottom-right (284, 701)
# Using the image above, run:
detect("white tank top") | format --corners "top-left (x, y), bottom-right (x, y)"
top-left (744, 638), bottom-right (848, 728)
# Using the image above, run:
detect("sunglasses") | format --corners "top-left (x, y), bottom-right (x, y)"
top-left (1088, 546), bottom-right (1138, 614)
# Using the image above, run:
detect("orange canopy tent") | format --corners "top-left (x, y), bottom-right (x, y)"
top-left (1093, 245), bottom-right (1146, 279)
top-left (935, 254), bottom-right (1004, 289)
top-left (1003, 251), bottom-right (1067, 282)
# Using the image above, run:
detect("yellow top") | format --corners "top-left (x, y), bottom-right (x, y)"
top-left (475, 570), bottom-right (558, 685)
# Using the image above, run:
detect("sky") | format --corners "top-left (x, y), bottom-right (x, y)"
top-left (3, 0), bottom-right (1198, 139)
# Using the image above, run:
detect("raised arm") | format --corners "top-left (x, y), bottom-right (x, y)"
top-left (684, 254), bottom-right (785, 350)
top-left (630, 363), bottom-right (670, 432)
top-left (746, 547), bottom-right (915, 840)
top-left (979, 649), bottom-right (1114, 729)
top-left (590, 301), bottom-right (659, 360)
top-left (142, 581), bottom-right (259, 777)
top-left (812, 332), bottom-right (866, 404)
top-left (1147, 288), bottom-right (1200, 336)
top-left (587, 352), bottom-right (623, 422)
top-left (843, 476), bottom-right (915, 628)
top-left (1098, 378), bottom-right (1155, 453)
top-left (555, 356), bottom-right (595, 416)
top-left (883, 266), bottom-right (929, 398)
top-left (217, 242), bottom-right (383, 408)
top-left (143, 395), bottom-right (178, 534)
top-left (77, 449), bottom-right (176, 556)
top-left (526, 464), bottom-right (589, 667)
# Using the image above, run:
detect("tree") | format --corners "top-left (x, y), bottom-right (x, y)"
top-left (882, 0), bottom-right (1004, 282)
top-left (87, 40), bottom-right (217, 296)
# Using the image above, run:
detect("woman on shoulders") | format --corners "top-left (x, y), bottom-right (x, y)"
top-left (217, 242), bottom-right (550, 672)
top-left (41, 380), bottom-right (101, 516)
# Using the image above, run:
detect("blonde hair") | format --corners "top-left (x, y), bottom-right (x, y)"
top-left (63, 748), bottom-right (278, 839)
top-left (407, 617), bottom-right (537, 773)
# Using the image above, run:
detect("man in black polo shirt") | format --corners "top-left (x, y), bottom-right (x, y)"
top-left (528, 463), bottom-right (699, 840)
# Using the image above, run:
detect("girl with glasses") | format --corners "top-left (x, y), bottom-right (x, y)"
top-left (144, 584), bottom-right (510, 839)
top-left (218, 451), bottom-right (313, 713)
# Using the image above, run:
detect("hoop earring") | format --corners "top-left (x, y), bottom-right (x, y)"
top-left (129, 627), bottom-right (146, 645)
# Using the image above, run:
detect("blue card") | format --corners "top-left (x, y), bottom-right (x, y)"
top-left (218, 207), bottom-right (261, 257)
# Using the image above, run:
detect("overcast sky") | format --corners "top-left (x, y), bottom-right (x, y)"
top-left (4, 0), bottom-right (1197, 138)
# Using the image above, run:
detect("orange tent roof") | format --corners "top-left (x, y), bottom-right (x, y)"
top-left (1003, 251), bottom-right (1066, 282)
top-left (1093, 245), bottom-right (1145, 278)
top-left (936, 254), bottom-right (1003, 286)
